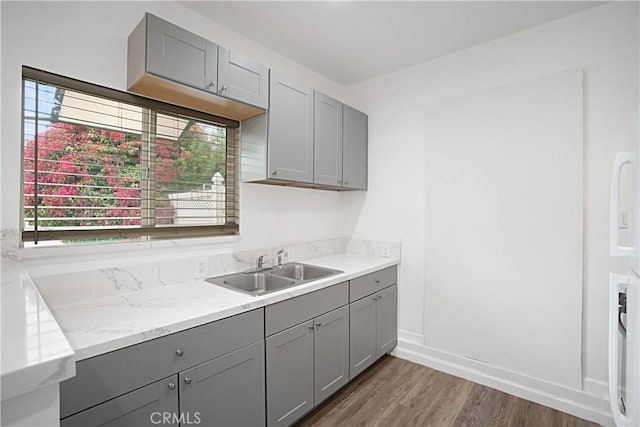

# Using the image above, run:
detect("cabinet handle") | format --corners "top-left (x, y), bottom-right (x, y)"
top-left (175, 348), bottom-right (184, 357)
top-left (184, 377), bottom-right (192, 385)
top-left (308, 325), bottom-right (314, 330)
top-left (168, 382), bottom-right (176, 391)
top-left (338, 180), bottom-right (342, 184)
top-left (206, 81), bottom-right (216, 90)
top-left (272, 170), bottom-right (278, 176)
top-left (373, 296), bottom-right (378, 301)
top-left (219, 85), bottom-right (229, 93)
top-left (344, 181), bottom-right (349, 186)
top-left (316, 322), bottom-right (322, 328)
top-left (375, 280), bottom-right (381, 284)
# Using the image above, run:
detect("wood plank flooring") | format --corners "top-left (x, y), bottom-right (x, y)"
top-left (297, 356), bottom-right (597, 427)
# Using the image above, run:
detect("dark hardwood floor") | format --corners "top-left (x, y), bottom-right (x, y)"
top-left (297, 356), bottom-right (598, 427)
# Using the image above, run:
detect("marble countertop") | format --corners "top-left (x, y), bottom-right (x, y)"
top-left (49, 253), bottom-right (400, 361)
top-left (1, 258), bottom-right (75, 401)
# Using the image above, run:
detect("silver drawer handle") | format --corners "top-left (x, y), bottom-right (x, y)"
top-left (175, 348), bottom-right (184, 357)
top-left (272, 170), bottom-right (278, 176)
top-left (373, 296), bottom-right (378, 301)
top-left (344, 181), bottom-right (349, 185)
top-left (316, 322), bottom-right (322, 328)
top-left (219, 85), bottom-right (229, 93)
top-left (168, 382), bottom-right (176, 391)
top-left (184, 377), bottom-right (192, 385)
top-left (308, 325), bottom-right (314, 330)
top-left (375, 280), bottom-right (381, 284)
top-left (206, 80), bottom-right (216, 90)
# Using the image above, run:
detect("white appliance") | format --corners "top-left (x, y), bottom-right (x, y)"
top-left (609, 111), bottom-right (640, 426)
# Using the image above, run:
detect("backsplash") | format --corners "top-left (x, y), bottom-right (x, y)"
top-left (27, 237), bottom-right (400, 307)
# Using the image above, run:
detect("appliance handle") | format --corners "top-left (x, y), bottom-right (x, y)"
top-left (609, 273), bottom-right (630, 426)
top-left (611, 152), bottom-right (633, 256)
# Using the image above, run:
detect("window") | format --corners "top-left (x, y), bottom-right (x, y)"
top-left (21, 67), bottom-right (239, 245)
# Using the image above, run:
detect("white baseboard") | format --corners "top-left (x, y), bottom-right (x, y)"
top-left (392, 334), bottom-right (613, 426)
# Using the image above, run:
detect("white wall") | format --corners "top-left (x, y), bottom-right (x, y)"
top-left (0, 1), bottom-right (352, 260)
top-left (343, 1), bottom-right (638, 421)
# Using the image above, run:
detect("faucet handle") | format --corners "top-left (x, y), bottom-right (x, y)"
top-left (276, 248), bottom-right (288, 266)
top-left (256, 254), bottom-right (269, 269)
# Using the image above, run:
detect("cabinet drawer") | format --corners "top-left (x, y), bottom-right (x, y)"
top-left (61, 375), bottom-right (179, 427)
top-left (349, 265), bottom-right (397, 302)
top-left (61, 308), bottom-right (264, 418)
top-left (265, 282), bottom-right (348, 336)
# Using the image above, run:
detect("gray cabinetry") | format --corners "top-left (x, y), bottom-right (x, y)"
top-left (349, 294), bottom-right (377, 379)
top-left (342, 105), bottom-right (368, 190)
top-left (61, 309), bottom-right (264, 425)
top-left (314, 306), bottom-right (349, 405)
top-left (268, 72), bottom-right (315, 183)
top-left (266, 321), bottom-right (315, 427)
top-left (349, 267), bottom-right (398, 380)
top-left (313, 92), bottom-right (343, 186)
top-left (180, 341), bottom-right (265, 427)
top-left (218, 47), bottom-right (269, 109)
top-left (376, 285), bottom-right (398, 358)
top-left (61, 376), bottom-right (178, 427)
top-left (128, 13), bottom-right (266, 120)
top-left (145, 13), bottom-right (217, 92)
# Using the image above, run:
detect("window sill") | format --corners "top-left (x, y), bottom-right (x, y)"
top-left (20, 234), bottom-right (242, 262)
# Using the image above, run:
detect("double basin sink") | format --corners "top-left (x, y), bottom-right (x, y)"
top-left (205, 262), bottom-right (343, 296)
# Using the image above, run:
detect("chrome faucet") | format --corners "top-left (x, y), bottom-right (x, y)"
top-left (256, 254), bottom-right (268, 270)
top-left (276, 249), bottom-right (288, 267)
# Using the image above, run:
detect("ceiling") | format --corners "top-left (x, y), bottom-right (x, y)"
top-left (181, 1), bottom-right (603, 86)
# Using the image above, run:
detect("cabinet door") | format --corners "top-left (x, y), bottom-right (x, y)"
top-left (180, 341), bottom-right (265, 427)
top-left (146, 13), bottom-right (217, 92)
top-left (61, 376), bottom-right (179, 427)
top-left (342, 105), bottom-right (368, 190)
top-left (314, 306), bottom-right (349, 405)
top-left (313, 92), bottom-right (343, 186)
top-left (376, 285), bottom-right (398, 358)
top-left (349, 295), bottom-right (377, 379)
top-left (218, 47), bottom-right (269, 109)
top-left (268, 71), bottom-right (314, 183)
top-left (266, 320), bottom-right (314, 426)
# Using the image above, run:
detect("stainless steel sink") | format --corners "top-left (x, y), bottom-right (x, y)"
top-left (205, 262), bottom-right (342, 296)
top-left (219, 273), bottom-right (296, 295)
top-left (271, 263), bottom-right (334, 281)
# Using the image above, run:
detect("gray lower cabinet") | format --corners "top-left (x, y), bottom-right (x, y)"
top-left (61, 375), bottom-right (179, 427)
top-left (268, 71), bottom-right (314, 183)
top-left (266, 320), bottom-right (315, 426)
top-left (313, 92), bottom-right (343, 186)
top-left (349, 284), bottom-right (398, 379)
top-left (349, 294), bottom-right (378, 379)
top-left (314, 306), bottom-right (349, 405)
top-left (376, 285), bottom-right (398, 358)
top-left (180, 341), bottom-right (265, 427)
top-left (218, 47), bottom-right (269, 109)
top-left (342, 105), bottom-right (368, 190)
top-left (145, 13), bottom-right (218, 92)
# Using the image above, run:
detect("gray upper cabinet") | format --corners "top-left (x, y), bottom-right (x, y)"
top-left (342, 105), bottom-right (368, 190)
top-left (180, 341), bottom-right (265, 427)
top-left (349, 294), bottom-right (377, 380)
top-left (266, 320), bottom-right (315, 426)
top-left (314, 306), bottom-right (349, 405)
top-left (128, 14), bottom-right (266, 120)
top-left (376, 285), bottom-right (398, 358)
top-left (218, 47), bottom-right (269, 109)
top-left (146, 13), bottom-right (218, 92)
top-left (313, 92), bottom-right (343, 186)
top-left (268, 71), bottom-right (315, 183)
top-left (61, 376), bottom-right (179, 427)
